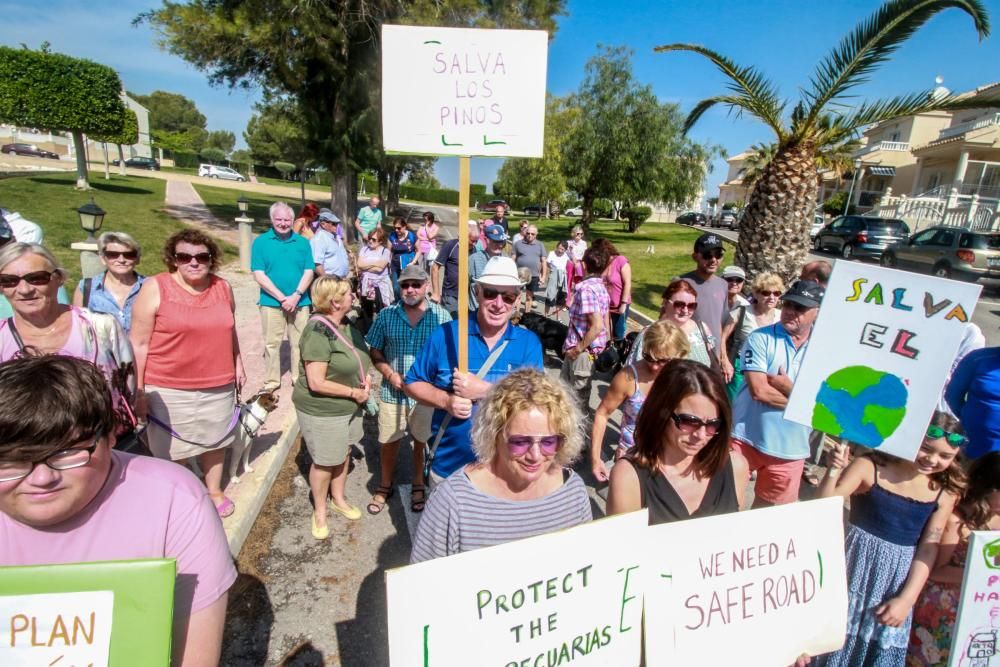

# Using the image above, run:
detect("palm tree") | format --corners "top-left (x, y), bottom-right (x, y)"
top-left (657, 0), bottom-right (995, 282)
top-left (740, 143), bottom-right (776, 189)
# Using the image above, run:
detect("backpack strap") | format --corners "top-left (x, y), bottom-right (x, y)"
top-left (82, 278), bottom-right (93, 309)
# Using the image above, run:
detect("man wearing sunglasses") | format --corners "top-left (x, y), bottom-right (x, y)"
top-left (731, 279), bottom-right (824, 508)
top-left (468, 224), bottom-right (509, 309)
top-left (405, 256), bottom-right (544, 488)
top-left (0, 356), bottom-right (236, 666)
top-left (682, 233), bottom-right (735, 381)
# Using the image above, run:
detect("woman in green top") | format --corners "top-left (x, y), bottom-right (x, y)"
top-left (293, 276), bottom-right (372, 539)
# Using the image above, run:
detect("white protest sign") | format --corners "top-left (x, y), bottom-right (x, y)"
top-left (643, 497), bottom-right (848, 666)
top-left (0, 591), bottom-right (114, 667)
top-left (784, 261), bottom-right (981, 460)
top-left (949, 530), bottom-right (1000, 666)
top-left (381, 24), bottom-right (548, 158)
top-left (386, 510), bottom-right (647, 667)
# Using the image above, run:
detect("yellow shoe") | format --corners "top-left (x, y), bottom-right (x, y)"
top-left (311, 514), bottom-right (330, 540)
top-left (329, 501), bottom-right (362, 521)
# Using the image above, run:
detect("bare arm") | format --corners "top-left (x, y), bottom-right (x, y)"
top-left (607, 458), bottom-right (643, 516)
top-left (370, 348), bottom-right (403, 391)
top-left (358, 251), bottom-right (390, 272)
top-left (252, 270), bottom-right (287, 302)
top-left (72, 283), bottom-right (83, 307)
top-left (730, 450), bottom-right (749, 510)
top-left (128, 279), bottom-right (160, 418)
top-left (818, 448), bottom-right (872, 500)
top-left (228, 283), bottom-right (246, 390)
top-left (430, 263), bottom-right (442, 302)
top-left (744, 370), bottom-right (788, 408)
top-left (173, 593), bottom-right (227, 667)
top-left (928, 514), bottom-right (966, 585)
top-left (619, 262), bottom-right (632, 311)
top-left (590, 369), bottom-right (633, 481)
top-left (305, 361), bottom-right (365, 403)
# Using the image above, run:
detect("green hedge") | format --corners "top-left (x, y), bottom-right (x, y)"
top-left (172, 151), bottom-right (199, 169)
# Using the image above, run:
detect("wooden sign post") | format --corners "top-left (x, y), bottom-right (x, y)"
top-left (381, 24), bottom-right (548, 370)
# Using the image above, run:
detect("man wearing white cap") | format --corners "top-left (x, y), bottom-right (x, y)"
top-left (311, 209), bottom-right (350, 279)
top-left (405, 256), bottom-right (544, 487)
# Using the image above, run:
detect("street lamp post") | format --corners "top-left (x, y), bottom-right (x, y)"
top-left (71, 197), bottom-right (106, 278)
top-left (844, 158), bottom-right (863, 216)
top-left (236, 194), bottom-right (253, 272)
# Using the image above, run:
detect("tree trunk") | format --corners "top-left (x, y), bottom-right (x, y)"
top-left (387, 167), bottom-right (401, 215)
top-left (735, 142), bottom-right (818, 284)
top-left (331, 170), bottom-right (356, 243)
top-left (72, 131), bottom-right (90, 190)
top-left (101, 143), bottom-right (110, 180)
top-left (299, 169), bottom-right (306, 208)
top-left (117, 145), bottom-right (127, 176)
top-left (581, 193), bottom-right (595, 233)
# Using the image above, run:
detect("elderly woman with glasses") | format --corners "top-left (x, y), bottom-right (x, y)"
top-left (357, 226), bottom-right (394, 320)
top-left (0, 243), bottom-right (137, 444)
top-left (724, 270), bottom-right (784, 399)
top-left (607, 359), bottom-right (748, 524)
top-left (72, 231), bottom-right (146, 333)
top-left (130, 229), bottom-right (245, 518)
top-left (627, 279), bottom-right (717, 368)
top-left (591, 320), bottom-right (690, 482)
top-left (410, 369), bottom-right (592, 562)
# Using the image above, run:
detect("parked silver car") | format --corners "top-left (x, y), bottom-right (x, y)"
top-left (880, 226), bottom-right (1000, 281)
top-left (198, 164), bottom-right (246, 182)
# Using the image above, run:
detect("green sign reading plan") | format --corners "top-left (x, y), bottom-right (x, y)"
top-left (0, 558), bottom-right (175, 666)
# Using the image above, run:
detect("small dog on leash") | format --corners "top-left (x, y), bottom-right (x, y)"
top-left (229, 387), bottom-right (280, 483)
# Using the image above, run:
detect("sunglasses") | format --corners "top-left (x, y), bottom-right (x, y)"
top-left (700, 249), bottom-right (724, 260)
top-left (174, 252), bottom-right (213, 265)
top-left (0, 270), bottom-right (57, 289)
top-left (480, 286), bottom-right (519, 305)
top-left (671, 300), bottom-right (698, 312)
top-left (506, 434), bottom-right (565, 457)
top-left (642, 353), bottom-right (671, 365)
top-left (399, 281), bottom-right (423, 290)
top-left (782, 301), bottom-right (810, 313)
top-left (724, 277), bottom-right (745, 284)
top-left (670, 412), bottom-right (722, 437)
top-left (925, 425), bottom-right (968, 448)
top-left (758, 290), bottom-right (782, 297)
top-left (102, 250), bottom-right (138, 261)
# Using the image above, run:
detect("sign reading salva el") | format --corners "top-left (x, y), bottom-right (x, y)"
top-left (644, 497), bottom-right (848, 666)
top-left (381, 24), bottom-right (547, 158)
top-left (0, 591), bottom-right (114, 667)
top-left (949, 530), bottom-right (1000, 666)
top-left (784, 261), bottom-right (981, 460)
top-left (386, 510), bottom-right (647, 667)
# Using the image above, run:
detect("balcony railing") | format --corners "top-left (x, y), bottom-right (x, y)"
top-left (938, 113), bottom-right (1000, 140)
top-left (855, 140), bottom-right (910, 157)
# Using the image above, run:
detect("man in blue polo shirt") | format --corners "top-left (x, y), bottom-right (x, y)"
top-left (251, 202), bottom-right (315, 390)
top-left (405, 256), bottom-right (544, 486)
top-left (311, 209), bottom-right (350, 278)
top-left (731, 279), bottom-right (824, 508)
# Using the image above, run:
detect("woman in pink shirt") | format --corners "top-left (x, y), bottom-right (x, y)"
top-left (131, 230), bottom-right (246, 518)
top-left (413, 211), bottom-right (439, 269)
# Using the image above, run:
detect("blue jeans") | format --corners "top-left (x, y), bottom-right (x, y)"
top-left (610, 304), bottom-right (630, 340)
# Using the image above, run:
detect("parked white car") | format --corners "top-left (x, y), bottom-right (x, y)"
top-left (810, 215), bottom-right (827, 239)
top-left (198, 164), bottom-right (246, 182)
top-left (564, 206), bottom-right (583, 217)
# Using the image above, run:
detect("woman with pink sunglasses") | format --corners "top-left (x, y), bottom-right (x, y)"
top-left (627, 279), bottom-right (717, 368)
top-left (410, 369), bottom-right (591, 562)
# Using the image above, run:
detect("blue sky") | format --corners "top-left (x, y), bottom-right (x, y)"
top-left (4, 0), bottom-right (998, 200)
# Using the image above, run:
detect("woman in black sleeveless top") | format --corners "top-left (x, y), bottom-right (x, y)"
top-left (607, 359), bottom-right (748, 524)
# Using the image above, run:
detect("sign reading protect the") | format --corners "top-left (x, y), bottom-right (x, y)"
top-left (381, 25), bottom-right (548, 158)
top-left (1, 591), bottom-right (114, 667)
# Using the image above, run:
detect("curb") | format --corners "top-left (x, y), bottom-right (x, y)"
top-left (223, 408), bottom-right (300, 558)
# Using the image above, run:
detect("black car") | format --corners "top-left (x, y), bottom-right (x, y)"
top-left (2, 142), bottom-right (59, 159)
top-left (523, 203), bottom-right (544, 215)
top-left (112, 156), bottom-right (160, 170)
top-left (813, 215), bottom-right (911, 260)
top-left (676, 211), bottom-right (707, 226)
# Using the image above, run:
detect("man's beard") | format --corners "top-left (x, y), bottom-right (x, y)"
top-left (402, 294), bottom-right (423, 306)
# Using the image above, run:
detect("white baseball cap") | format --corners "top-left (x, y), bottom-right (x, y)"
top-left (474, 256), bottom-right (523, 287)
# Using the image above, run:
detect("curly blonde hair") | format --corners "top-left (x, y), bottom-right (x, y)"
top-left (750, 271), bottom-right (784, 295)
top-left (310, 276), bottom-right (352, 313)
top-left (642, 320), bottom-right (690, 359)
top-left (471, 369), bottom-right (584, 466)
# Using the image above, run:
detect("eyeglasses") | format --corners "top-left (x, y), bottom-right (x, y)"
top-left (669, 412), bottom-right (721, 437)
top-left (781, 301), bottom-right (810, 313)
top-left (671, 300), bottom-right (698, 312)
top-left (925, 425), bottom-right (968, 448)
top-left (0, 437), bottom-right (100, 483)
top-left (102, 250), bottom-right (138, 261)
top-left (174, 252), bottom-right (213, 265)
top-left (480, 286), bottom-right (519, 305)
top-left (700, 249), bottom-right (724, 260)
top-left (0, 270), bottom-right (57, 289)
top-left (642, 353), bottom-right (671, 365)
top-left (757, 290), bottom-right (782, 297)
top-left (724, 277), bottom-right (744, 284)
top-left (399, 281), bottom-right (423, 290)
top-left (506, 434), bottom-right (565, 457)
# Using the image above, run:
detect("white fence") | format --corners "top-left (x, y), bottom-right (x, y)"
top-left (871, 186), bottom-right (999, 232)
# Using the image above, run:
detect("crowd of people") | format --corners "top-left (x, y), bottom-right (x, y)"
top-left (1, 199), bottom-right (998, 667)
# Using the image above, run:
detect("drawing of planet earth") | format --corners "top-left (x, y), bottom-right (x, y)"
top-left (812, 365), bottom-right (908, 448)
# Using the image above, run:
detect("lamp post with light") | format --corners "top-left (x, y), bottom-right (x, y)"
top-left (236, 194), bottom-right (253, 271)
top-left (70, 197), bottom-right (106, 278)
top-left (844, 158), bottom-right (864, 216)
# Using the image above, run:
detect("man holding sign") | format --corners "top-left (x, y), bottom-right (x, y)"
top-left (731, 280), bottom-right (824, 507)
top-left (0, 356), bottom-right (236, 666)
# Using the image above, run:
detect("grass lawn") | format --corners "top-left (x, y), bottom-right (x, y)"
top-left (0, 172), bottom-right (237, 285)
top-left (528, 217), bottom-right (734, 319)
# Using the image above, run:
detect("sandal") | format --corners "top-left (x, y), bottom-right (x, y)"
top-left (411, 485), bottom-right (427, 513)
top-left (367, 485), bottom-right (394, 515)
top-left (214, 495), bottom-right (235, 518)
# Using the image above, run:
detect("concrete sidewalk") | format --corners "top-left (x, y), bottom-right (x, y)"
top-left (163, 182), bottom-right (300, 557)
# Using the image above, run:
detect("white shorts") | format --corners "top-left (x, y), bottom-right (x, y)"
top-left (377, 400), bottom-right (433, 444)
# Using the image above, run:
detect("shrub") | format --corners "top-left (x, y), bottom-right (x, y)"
top-left (199, 147), bottom-right (226, 164)
top-left (621, 205), bottom-right (652, 232)
top-left (172, 151), bottom-right (199, 169)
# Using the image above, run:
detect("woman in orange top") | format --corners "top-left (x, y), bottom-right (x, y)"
top-left (131, 229), bottom-right (246, 518)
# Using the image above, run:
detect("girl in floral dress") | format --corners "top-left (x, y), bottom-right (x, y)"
top-left (815, 411), bottom-right (966, 667)
top-left (907, 452), bottom-right (1000, 666)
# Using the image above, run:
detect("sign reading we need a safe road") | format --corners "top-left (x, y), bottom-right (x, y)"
top-left (381, 24), bottom-right (548, 158)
